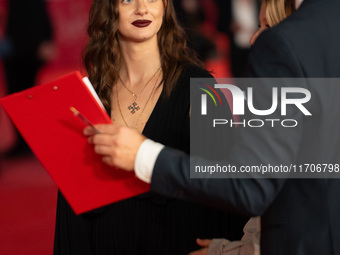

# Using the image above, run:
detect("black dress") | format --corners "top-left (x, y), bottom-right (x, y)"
top-left (54, 65), bottom-right (248, 255)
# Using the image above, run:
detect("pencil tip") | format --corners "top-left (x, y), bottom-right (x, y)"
top-left (70, 106), bottom-right (78, 115)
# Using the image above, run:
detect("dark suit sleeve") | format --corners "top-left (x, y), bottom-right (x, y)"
top-left (151, 29), bottom-right (305, 217)
top-left (151, 148), bottom-right (287, 217)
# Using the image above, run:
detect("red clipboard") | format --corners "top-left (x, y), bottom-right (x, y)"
top-left (0, 71), bottom-right (150, 214)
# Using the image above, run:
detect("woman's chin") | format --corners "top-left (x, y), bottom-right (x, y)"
top-left (120, 33), bottom-right (157, 44)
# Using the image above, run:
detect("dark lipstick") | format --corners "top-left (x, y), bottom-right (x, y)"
top-left (132, 20), bottom-right (152, 28)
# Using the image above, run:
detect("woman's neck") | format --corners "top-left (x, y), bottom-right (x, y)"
top-left (119, 37), bottom-right (162, 87)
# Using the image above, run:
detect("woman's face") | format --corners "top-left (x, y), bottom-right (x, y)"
top-left (250, 1), bottom-right (270, 45)
top-left (117, 0), bottom-right (165, 43)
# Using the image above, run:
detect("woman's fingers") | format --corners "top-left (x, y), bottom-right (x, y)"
top-left (196, 238), bottom-right (212, 247)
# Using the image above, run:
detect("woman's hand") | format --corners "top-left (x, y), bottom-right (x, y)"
top-left (188, 239), bottom-right (212, 255)
top-left (84, 124), bottom-right (146, 171)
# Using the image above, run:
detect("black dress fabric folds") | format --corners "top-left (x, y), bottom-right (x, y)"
top-left (54, 65), bottom-right (248, 255)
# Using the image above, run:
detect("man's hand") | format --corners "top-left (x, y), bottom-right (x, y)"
top-left (188, 239), bottom-right (212, 255)
top-left (84, 124), bottom-right (146, 171)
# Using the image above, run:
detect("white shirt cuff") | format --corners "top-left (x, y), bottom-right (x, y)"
top-left (134, 139), bottom-right (165, 184)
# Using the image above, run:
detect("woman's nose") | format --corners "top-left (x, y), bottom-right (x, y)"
top-left (135, 0), bottom-right (148, 16)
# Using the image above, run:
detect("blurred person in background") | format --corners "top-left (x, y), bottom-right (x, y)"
top-left (174, 0), bottom-right (217, 62)
top-left (0, 0), bottom-right (55, 156)
top-left (229, 0), bottom-right (258, 77)
top-left (2, 0), bottom-right (55, 94)
top-left (214, 0), bottom-right (259, 78)
top-left (0, 1), bottom-right (15, 156)
top-left (0, 82), bottom-right (16, 163)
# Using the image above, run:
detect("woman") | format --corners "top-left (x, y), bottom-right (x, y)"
top-left (190, 0), bottom-right (297, 254)
top-left (54, 0), bottom-right (246, 254)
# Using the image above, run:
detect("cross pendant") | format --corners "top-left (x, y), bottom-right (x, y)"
top-left (128, 102), bottom-right (140, 114)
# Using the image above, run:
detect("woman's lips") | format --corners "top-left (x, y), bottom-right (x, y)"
top-left (132, 20), bottom-right (152, 27)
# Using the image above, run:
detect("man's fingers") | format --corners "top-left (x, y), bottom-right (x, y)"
top-left (89, 134), bottom-right (114, 146)
top-left (94, 124), bottom-right (121, 134)
top-left (84, 124), bottom-right (144, 171)
top-left (83, 126), bottom-right (95, 136)
top-left (83, 124), bottom-right (120, 136)
top-left (102, 156), bottom-right (114, 167)
top-left (94, 144), bottom-right (113, 156)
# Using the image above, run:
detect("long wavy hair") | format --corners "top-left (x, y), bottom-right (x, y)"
top-left (83, 0), bottom-right (204, 110)
top-left (265, 0), bottom-right (295, 27)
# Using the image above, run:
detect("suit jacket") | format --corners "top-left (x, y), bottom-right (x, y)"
top-left (150, 0), bottom-right (340, 254)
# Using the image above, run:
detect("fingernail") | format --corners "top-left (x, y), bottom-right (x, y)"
top-left (84, 127), bottom-right (91, 135)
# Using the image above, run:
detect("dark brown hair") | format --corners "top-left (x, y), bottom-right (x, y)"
top-left (83, 0), bottom-right (203, 110)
